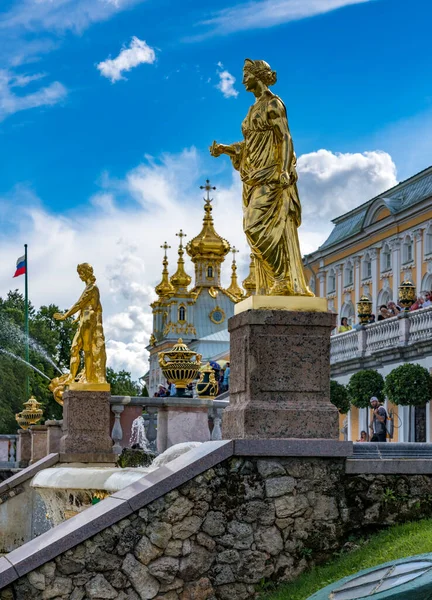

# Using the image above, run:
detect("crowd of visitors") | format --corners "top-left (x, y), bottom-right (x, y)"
top-left (337, 292), bottom-right (432, 333)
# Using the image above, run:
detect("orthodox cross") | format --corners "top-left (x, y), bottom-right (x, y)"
top-left (200, 179), bottom-right (216, 203)
top-left (161, 241), bottom-right (171, 258)
top-left (231, 246), bottom-right (239, 265)
top-left (176, 229), bottom-right (187, 250)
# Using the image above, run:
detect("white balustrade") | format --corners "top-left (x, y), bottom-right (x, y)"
top-left (408, 306), bottom-right (432, 344)
top-left (365, 316), bottom-right (400, 353)
top-left (330, 330), bottom-right (359, 364)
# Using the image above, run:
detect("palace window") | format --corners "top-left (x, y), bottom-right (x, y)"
top-left (344, 262), bottom-right (354, 287)
top-left (207, 266), bottom-right (213, 278)
top-left (403, 236), bottom-right (413, 264)
top-left (363, 254), bottom-right (372, 280)
top-left (426, 225), bottom-right (432, 255)
top-left (178, 305), bottom-right (186, 322)
top-left (327, 269), bottom-right (336, 294)
top-left (381, 244), bottom-right (392, 272)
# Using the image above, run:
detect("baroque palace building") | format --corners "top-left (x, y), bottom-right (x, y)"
top-left (146, 181), bottom-right (256, 396)
top-left (306, 165), bottom-right (432, 443)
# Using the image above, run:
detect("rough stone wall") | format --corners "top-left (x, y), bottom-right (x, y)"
top-left (5, 457), bottom-right (432, 600)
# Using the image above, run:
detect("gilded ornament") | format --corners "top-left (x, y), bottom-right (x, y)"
top-left (357, 295), bottom-right (373, 324)
top-left (398, 280), bottom-right (416, 311)
top-left (170, 230), bottom-right (192, 293)
top-left (225, 246), bottom-right (244, 302)
top-left (242, 253), bottom-right (257, 297)
top-left (209, 306), bottom-right (226, 325)
top-left (208, 287), bottom-right (218, 299)
top-left (149, 333), bottom-right (156, 347)
top-left (15, 396), bottom-right (43, 430)
top-left (158, 338), bottom-right (201, 394)
top-left (210, 59), bottom-right (313, 297)
top-left (49, 263), bottom-right (109, 405)
top-left (196, 363), bottom-right (218, 399)
top-left (155, 242), bottom-right (175, 299)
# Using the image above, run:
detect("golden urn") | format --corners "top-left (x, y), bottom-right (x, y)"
top-left (357, 295), bottom-right (373, 325)
top-left (158, 339), bottom-right (201, 395)
top-left (398, 280), bottom-right (416, 311)
top-left (15, 396), bottom-right (44, 430)
top-left (196, 363), bottom-right (218, 399)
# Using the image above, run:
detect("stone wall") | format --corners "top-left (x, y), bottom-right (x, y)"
top-left (4, 455), bottom-right (432, 600)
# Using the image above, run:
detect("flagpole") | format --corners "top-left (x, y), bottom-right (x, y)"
top-left (24, 243), bottom-right (29, 397)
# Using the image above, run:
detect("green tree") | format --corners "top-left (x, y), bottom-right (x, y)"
top-left (347, 369), bottom-right (385, 409)
top-left (330, 380), bottom-right (350, 414)
top-left (107, 368), bottom-right (141, 396)
top-left (384, 363), bottom-right (432, 407)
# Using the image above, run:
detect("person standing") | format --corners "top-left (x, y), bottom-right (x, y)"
top-left (223, 362), bottom-right (230, 391)
top-left (369, 397), bottom-right (387, 442)
top-left (338, 317), bottom-right (352, 333)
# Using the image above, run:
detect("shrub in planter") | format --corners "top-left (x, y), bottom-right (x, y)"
top-left (347, 369), bottom-right (384, 409)
top-left (330, 380), bottom-right (350, 414)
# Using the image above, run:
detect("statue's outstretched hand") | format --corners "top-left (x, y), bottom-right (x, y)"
top-left (53, 312), bottom-right (65, 321)
top-left (209, 141), bottom-right (223, 157)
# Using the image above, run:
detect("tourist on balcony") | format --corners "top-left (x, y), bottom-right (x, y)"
top-left (369, 397), bottom-right (387, 442)
top-left (338, 317), bottom-right (352, 333)
top-left (377, 305), bottom-right (391, 320)
top-left (423, 292), bottom-right (432, 307)
top-left (387, 301), bottom-right (402, 316)
top-left (357, 430), bottom-right (369, 442)
top-left (368, 314), bottom-right (376, 323)
top-left (410, 297), bottom-right (424, 311)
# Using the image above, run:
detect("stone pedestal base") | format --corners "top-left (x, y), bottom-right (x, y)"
top-left (223, 309), bottom-right (338, 440)
top-left (30, 425), bottom-right (48, 464)
top-left (46, 420), bottom-right (63, 454)
top-left (60, 390), bottom-right (114, 458)
top-left (17, 430), bottom-right (31, 467)
top-left (157, 399), bottom-right (211, 453)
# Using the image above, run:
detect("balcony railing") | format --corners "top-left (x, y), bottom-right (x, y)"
top-left (0, 435), bottom-right (18, 468)
top-left (331, 306), bottom-right (432, 366)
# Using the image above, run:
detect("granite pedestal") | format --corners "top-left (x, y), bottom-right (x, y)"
top-left (223, 309), bottom-right (338, 440)
top-left (29, 426), bottom-right (48, 464)
top-left (157, 398), bottom-right (211, 453)
top-left (17, 430), bottom-right (31, 467)
top-left (45, 420), bottom-right (63, 454)
top-left (60, 390), bottom-right (114, 461)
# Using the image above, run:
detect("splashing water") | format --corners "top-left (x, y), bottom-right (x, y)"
top-left (129, 416), bottom-right (150, 450)
top-left (0, 315), bottom-right (63, 374)
top-left (0, 348), bottom-right (51, 381)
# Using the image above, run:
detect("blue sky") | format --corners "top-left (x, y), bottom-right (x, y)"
top-left (0, 0), bottom-right (431, 376)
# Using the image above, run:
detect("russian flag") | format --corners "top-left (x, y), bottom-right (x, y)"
top-left (13, 255), bottom-right (26, 278)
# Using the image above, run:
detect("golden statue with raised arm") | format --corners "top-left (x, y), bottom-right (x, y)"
top-left (210, 58), bottom-right (313, 297)
top-left (49, 263), bottom-right (109, 405)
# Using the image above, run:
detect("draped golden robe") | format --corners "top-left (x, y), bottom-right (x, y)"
top-left (229, 90), bottom-right (313, 296)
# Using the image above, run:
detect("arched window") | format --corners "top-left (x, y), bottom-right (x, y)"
top-left (425, 225), bottom-right (432, 256)
top-left (327, 269), bottom-right (336, 294)
top-left (340, 301), bottom-right (355, 324)
top-left (344, 261), bottom-right (354, 287)
top-left (377, 288), bottom-right (391, 308)
top-left (207, 266), bottom-right (213, 278)
top-left (362, 254), bottom-right (372, 280)
top-left (178, 305), bottom-right (186, 322)
top-left (381, 243), bottom-right (392, 272)
top-left (403, 235), bottom-right (413, 264)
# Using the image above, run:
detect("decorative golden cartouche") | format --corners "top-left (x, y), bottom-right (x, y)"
top-left (16, 396), bottom-right (43, 430)
top-left (158, 338), bottom-right (201, 394)
top-left (49, 263), bottom-right (109, 405)
top-left (210, 59), bottom-right (314, 298)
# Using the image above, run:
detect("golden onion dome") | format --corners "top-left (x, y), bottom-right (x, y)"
top-left (225, 247), bottom-right (244, 302)
top-left (170, 230), bottom-right (192, 292)
top-left (242, 253), bottom-right (257, 297)
top-left (155, 242), bottom-right (175, 298)
top-left (186, 183), bottom-right (230, 262)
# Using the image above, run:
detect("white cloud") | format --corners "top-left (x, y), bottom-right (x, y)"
top-left (197, 0), bottom-right (371, 37)
top-left (216, 63), bottom-right (239, 99)
top-left (0, 69), bottom-right (67, 121)
top-left (0, 146), bottom-right (397, 378)
top-left (97, 37), bottom-right (156, 83)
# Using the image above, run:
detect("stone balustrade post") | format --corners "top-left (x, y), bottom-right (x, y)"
top-left (29, 425), bottom-right (48, 464)
top-left (357, 327), bottom-right (367, 356)
top-left (398, 312), bottom-right (410, 345)
top-left (111, 404), bottom-right (125, 455)
top-left (211, 408), bottom-right (223, 440)
top-left (17, 429), bottom-right (31, 467)
top-left (9, 436), bottom-right (17, 464)
top-left (146, 407), bottom-right (158, 452)
top-left (45, 420), bottom-right (63, 454)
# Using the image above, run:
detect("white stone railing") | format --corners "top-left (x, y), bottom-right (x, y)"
top-left (331, 306), bottom-right (432, 365)
top-left (0, 434), bottom-right (18, 467)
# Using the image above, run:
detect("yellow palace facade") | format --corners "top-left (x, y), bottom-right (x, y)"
top-left (306, 165), bottom-right (432, 443)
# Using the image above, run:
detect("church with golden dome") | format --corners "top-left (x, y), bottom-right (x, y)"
top-left (146, 180), bottom-right (256, 395)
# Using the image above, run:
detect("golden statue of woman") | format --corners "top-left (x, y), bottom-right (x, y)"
top-left (49, 263), bottom-right (108, 404)
top-left (210, 58), bottom-right (313, 297)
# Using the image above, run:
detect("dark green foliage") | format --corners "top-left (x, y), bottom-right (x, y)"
top-left (384, 363), bottom-right (432, 407)
top-left (347, 369), bottom-right (385, 409)
top-left (330, 380), bottom-right (350, 414)
top-left (117, 447), bottom-right (156, 468)
top-left (106, 368), bottom-right (141, 396)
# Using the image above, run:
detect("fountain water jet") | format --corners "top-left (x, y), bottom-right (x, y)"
top-left (0, 348), bottom-right (51, 381)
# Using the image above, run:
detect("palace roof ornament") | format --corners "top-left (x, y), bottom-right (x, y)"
top-left (155, 242), bottom-right (175, 299)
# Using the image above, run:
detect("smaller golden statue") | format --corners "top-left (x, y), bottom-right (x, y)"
top-left (49, 263), bottom-right (109, 405)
